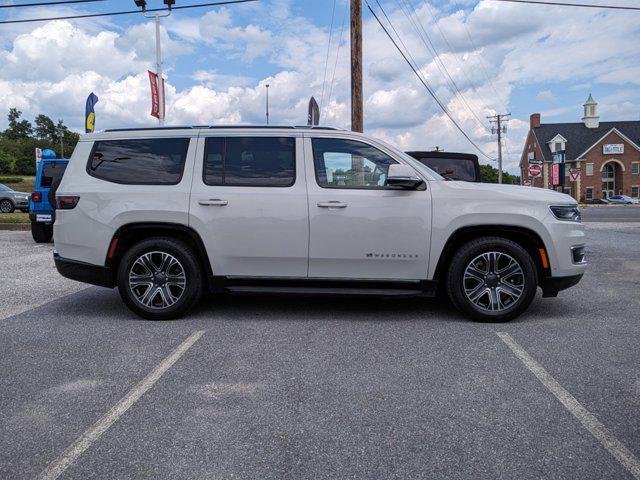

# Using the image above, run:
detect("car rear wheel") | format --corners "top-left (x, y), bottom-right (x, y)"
top-left (0, 199), bottom-right (15, 213)
top-left (31, 222), bottom-right (53, 243)
top-left (446, 237), bottom-right (538, 322)
top-left (117, 237), bottom-right (203, 320)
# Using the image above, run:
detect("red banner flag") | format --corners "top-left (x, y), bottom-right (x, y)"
top-left (148, 70), bottom-right (159, 118)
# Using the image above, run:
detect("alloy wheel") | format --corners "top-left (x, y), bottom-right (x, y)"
top-left (0, 200), bottom-right (13, 213)
top-left (463, 251), bottom-right (525, 312)
top-left (128, 251), bottom-right (186, 310)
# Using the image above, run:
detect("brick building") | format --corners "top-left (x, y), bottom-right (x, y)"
top-left (520, 95), bottom-right (640, 202)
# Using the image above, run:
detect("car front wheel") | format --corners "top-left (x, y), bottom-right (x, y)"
top-left (446, 237), bottom-right (538, 322)
top-left (117, 237), bottom-right (203, 320)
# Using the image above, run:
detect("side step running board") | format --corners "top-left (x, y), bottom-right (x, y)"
top-left (224, 286), bottom-right (427, 297)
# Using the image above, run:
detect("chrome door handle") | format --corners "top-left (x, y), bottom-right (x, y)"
top-left (317, 201), bottom-right (348, 208)
top-left (198, 199), bottom-right (228, 206)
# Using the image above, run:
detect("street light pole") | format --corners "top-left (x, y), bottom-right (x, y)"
top-left (154, 13), bottom-right (164, 126)
top-left (265, 84), bottom-right (270, 125)
top-left (136, 1), bottom-right (172, 126)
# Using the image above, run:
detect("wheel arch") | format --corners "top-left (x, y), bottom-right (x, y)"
top-left (106, 222), bottom-right (213, 283)
top-left (432, 225), bottom-right (550, 286)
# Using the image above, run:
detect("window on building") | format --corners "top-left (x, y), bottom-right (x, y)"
top-left (554, 142), bottom-right (562, 152)
top-left (203, 137), bottom-right (296, 187)
top-left (586, 163), bottom-right (594, 176)
top-left (312, 138), bottom-right (398, 189)
top-left (632, 162), bottom-right (639, 175)
top-left (586, 187), bottom-right (593, 200)
top-left (88, 138), bottom-right (190, 185)
top-left (632, 186), bottom-right (639, 198)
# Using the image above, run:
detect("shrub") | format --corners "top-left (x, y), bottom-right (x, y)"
top-left (0, 176), bottom-right (23, 184)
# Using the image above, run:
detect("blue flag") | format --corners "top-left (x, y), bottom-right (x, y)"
top-left (85, 92), bottom-right (99, 133)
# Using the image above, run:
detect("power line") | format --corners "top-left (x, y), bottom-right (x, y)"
top-left (416, 0), bottom-right (507, 116)
top-left (491, 0), bottom-right (640, 10)
top-left (320, 0), bottom-right (337, 117)
top-left (366, 1), bottom-right (495, 160)
top-left (394, 0), bottom-right (490, 131)
top-left (324, 0), bottom-right (348, 122)
top-left (0, 0), bottom-right (258, 24)
top-left (0, 0), bottom-right (105, 8)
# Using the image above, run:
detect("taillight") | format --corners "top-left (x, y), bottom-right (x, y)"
top-left (56, 195), bottom-right (80, 210)
top-left (32, 191), bottom-right (42, 202)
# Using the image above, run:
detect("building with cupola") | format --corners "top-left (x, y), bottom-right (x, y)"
top-left (520, 94), bottom-right (640, 202)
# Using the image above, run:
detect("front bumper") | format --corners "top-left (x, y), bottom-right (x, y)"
top-left (540, 274), bottom-right (583, 298)
top-left (54, 252), bottom-right (115, 288)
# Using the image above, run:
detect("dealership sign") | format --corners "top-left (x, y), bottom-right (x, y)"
top-left (529, 164), bottom-right (542, 177)
top-left (523, 179), bottom-right (532, 187)
top-left (603, 144), bottom-right (624, 154)
top-left (552, 163), bottom-right (560, 185)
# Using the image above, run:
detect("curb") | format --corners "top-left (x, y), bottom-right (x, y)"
top-left (0, 223), bottom-right (30, 231)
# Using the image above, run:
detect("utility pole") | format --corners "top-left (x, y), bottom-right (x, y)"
top-left (350, 0), bottom-right (363, 132)
top-left (487, 113), bottom-right (510, 183)
top-left (265, 84), bottom-right (270, 125)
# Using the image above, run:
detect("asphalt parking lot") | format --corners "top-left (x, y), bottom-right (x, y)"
top-left (1, 216), bottom-right (639, 479)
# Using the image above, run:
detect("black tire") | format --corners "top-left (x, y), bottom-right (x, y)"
top-left (31, 222), bottom-right (53, 243)
top-left (117, 237), bottom-right (203, 320)
top-left (0, 199), bottom-right (15, 213)
top-left (446, 237), bottom-right (538, 322)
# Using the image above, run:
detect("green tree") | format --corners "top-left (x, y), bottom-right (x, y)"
top-left (479, 164), bottom-right (520, 184)
top-left (34, 114), bottom-right (58, 141)
top-left (3, 108), bottom-right (33, 140)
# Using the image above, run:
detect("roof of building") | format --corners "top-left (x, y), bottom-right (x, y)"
top-left (533, 120), bottom-right (640, 162)
top-left (584, 93), bottom-right (597, 105)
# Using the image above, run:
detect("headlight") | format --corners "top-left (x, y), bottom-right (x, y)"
top-left (550, 205), bottom-right (581, 222)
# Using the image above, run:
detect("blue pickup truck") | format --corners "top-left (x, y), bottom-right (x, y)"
top-left (29, 150), bottom-right (68, 243)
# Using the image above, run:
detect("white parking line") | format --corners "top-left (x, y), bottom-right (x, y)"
top-left (37, 330), bottom-right (206, 480)
top-left (497, 332), bottom-right (640, 480)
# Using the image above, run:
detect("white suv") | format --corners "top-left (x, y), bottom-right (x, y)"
top-left (53, 126), bottom-right (586, 321)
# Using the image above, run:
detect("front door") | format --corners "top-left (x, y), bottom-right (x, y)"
top-left (189, 134), bottom-right (309, 278)
top-left (305, 136), bottom-right (431, 280)
top-left (602, 163), bottom-right (615, 198)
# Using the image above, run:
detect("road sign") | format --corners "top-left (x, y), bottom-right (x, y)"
top-left (529, 164), bottom-right (542, 177)
top-left (523, 179), bottom-right (532, 187)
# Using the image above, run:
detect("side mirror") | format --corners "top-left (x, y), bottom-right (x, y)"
top-left (386, 164), bottom-right (424, 189)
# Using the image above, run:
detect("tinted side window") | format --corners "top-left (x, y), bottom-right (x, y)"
top-left (41, 162), bottom-right (67, 188)
top-left (203, 137), bottom-right (295, 187)
top-left (312, 138), bottom-right (398, 189)
top-left (88, 138), bottom-right (190, 185)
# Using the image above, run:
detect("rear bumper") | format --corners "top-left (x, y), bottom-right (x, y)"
top-left (54, 252), bottom-right (115, 288)
top-left (540, 274), bottom-right (583, 298)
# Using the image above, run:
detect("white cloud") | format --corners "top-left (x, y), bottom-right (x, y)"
top-left (536, 90), bottom-right (556, 102)
top-left (0, 0), bottom-right (638, 175)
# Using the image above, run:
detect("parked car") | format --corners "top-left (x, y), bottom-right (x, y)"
top-left (607, 195), bottom-right (639, 205)
top-left (585, 198), bottom-right (609, 204)
top-left (405, 151), bottom-right (480, 182)
top-left (0, 183), bottom-right (30, 213)
top-left (53, 126), bottom-right (586, 322)
top-left (29, 150), bottom-right (68, 243)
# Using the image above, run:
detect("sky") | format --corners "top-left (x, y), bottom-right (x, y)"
top-left (0, 0), bottom-right (639, 173)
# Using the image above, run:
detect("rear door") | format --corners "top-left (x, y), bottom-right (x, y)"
top-left (189, 133), bottom-right (309, 278)
top-left (304, 134), bottom-right (431, 280)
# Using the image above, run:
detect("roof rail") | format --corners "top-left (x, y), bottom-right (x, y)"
top-left (103, 125), bottom-right (342, 133)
